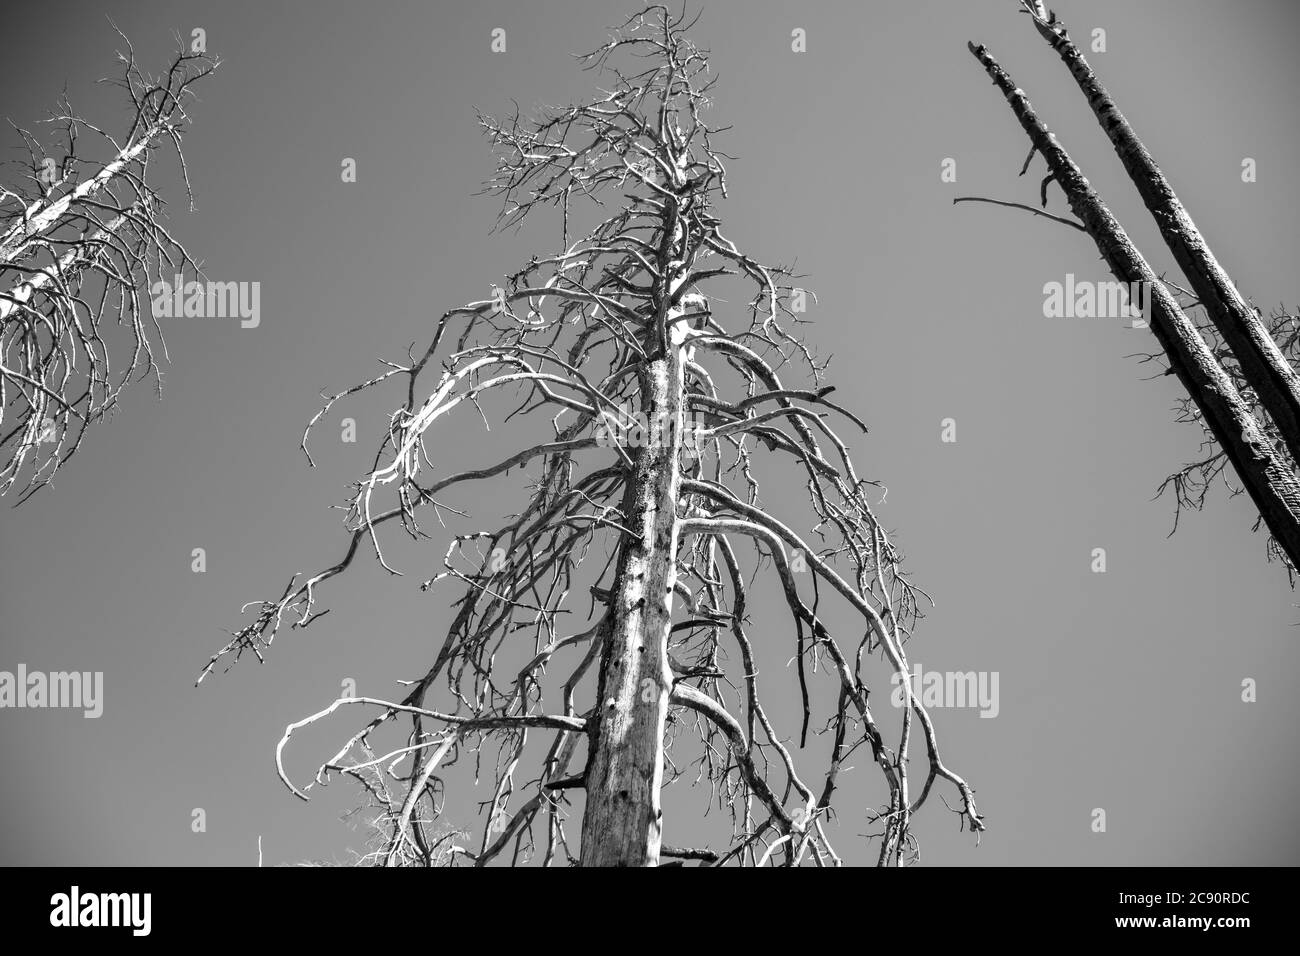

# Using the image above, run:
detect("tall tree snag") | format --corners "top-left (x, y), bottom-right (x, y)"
top-left (1019, 2), bottom-right (1300, 465)
top-left (965, 38), bottom-right (1300, 570)
top-left (206, 6), bottom-right (982, 867)
top-left (0, 27), bottom-right (217, 500)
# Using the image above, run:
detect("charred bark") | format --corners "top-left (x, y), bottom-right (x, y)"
top-left (969, 41), bottom-right (1300, 568)
top-left (1025, 7), bottom-right (1300, 465)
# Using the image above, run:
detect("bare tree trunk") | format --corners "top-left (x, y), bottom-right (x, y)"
top-left (969, 42), bottom-right (1300, 568)
top-left (1, 37), bottom-right (216, 500)
top-left (1025, 10), bottom-right (1300, 464)
top-left (0, 213), bottom-right (125, 322)
top-left (0, 129), bottom-right (160, 265)
top-left (579, 322), bottom-right (689, 868)
top-left (211, 9), bottom-right (984, 867)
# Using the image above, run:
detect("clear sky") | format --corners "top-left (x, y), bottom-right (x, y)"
top-left (2, 0), bottom-right (1298, 866)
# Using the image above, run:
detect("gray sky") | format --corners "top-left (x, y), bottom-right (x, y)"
top-left (2, 0), bottom-right (1298, 866)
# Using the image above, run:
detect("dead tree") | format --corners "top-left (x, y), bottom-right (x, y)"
top-left (204, 5), bottom-right (982, 867)
top-left (960, 2), bottom-right (1300, 573)
top-left (0, 28), bottom-right (218, 501)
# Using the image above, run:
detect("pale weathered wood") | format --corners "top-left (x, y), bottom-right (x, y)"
top-left (579, 315), bottom-right (691, 867)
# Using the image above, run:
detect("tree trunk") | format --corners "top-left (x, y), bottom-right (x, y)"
top-left (0, 212), bottom-right (126, 322)
top-left (970, 42), bottom-right (1300, 568)
top-left (0, 126), bottom-right (162, 265)
top-left (579, 321), bottom-right (689, 867)
top-left (1030, 17), bottom-right (1300, 465)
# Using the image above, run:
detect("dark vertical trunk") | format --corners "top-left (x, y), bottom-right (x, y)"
top-left (970, 42), bottom-right (1300, 568)
top-left (1031, 18), bottom-right (1300, 464)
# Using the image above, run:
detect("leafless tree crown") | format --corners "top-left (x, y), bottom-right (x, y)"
top-left (205, 5), bottom-right (981, 867)
top-left (0, 27), bottom-right (217, 501)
